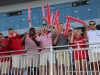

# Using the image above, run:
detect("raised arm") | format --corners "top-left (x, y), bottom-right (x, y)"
top-left (84, 24), bottom-right (90, 39)
top-left (52, 25), bottom-right (59, 45)
top-left (69, 31), bottom-right (74, 44)
top-left (14, 32), bottom-right (20, 37)
top-left (53, 33), bottom-right (58, 45)
top-left (48, 24), bottom-right (55, 37)
top-left (82, 37), bottom-right (88, 48)
top-left (22, 32), bottom-right (29, 46)
top-left (84, 27), bottom-right (88, 39)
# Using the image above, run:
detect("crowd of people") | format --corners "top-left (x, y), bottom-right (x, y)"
top-left (0, 20), bottom-right (100, 75)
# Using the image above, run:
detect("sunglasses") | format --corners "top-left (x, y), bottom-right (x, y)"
top-left (89, 23), bottom-right (95, 26)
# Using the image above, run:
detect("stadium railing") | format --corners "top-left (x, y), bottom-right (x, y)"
top-left (0, 43), bottom-right (100, 75)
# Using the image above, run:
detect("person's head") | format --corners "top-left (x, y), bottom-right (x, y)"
top-left (8, 28), bottom-right (14, 35)
top-left (73, 29), bottom-right (82, 37)
top-left (41, 24), bottom-right (48, 33)
top-left (69, 30), bottom-right (72, 35)
top-left (36, 28), bottom-right (41, 36)
top-left (59, 23), bottom-right (64, 32)
top-left (29, 27), bottom-right (36, 36)
top-left (0, 33), bottom-right (3, 42)
top-left (89, 20), bottom-right (96, 30)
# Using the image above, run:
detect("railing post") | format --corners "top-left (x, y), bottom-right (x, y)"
top-left (50, 46), bottom-right (53, 75)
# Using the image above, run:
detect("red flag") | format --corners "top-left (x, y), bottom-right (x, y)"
top-left (53, 10), bottom-right (59, 24)
top-left (28, 6), bottom-right (31, 22)
top-left (46, 4), bottom-right (51, 25)
top-left (55, 18), bottom-right (60, 36)
top-left (41, 4), bottom-right (46, 20)
top-left (64, 18), bottom-right (70, 37)
top-left (28, 6), bottom-right (32, 28)
top-left (42, 3), bottom-right (52, 25)
top-left (41, 4), bottom-right (55, 27)
top-left (54, 10), bottom-right (60, 36)
top-left (67, 16), bottom-right (86, 25)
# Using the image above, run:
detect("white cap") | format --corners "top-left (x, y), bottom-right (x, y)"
top-left (69, 26), bottom-right (73, 30)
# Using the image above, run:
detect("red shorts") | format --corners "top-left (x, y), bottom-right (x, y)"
top-left (73, 50), bottom-right (88, 60)
top-left (0, 57), bottom-right (10, 62)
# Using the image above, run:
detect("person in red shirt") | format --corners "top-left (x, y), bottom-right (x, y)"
top-left (8, 28), bottom-right (24, 75)
top-left (0, 33), bottom-right (10, 75)
top-left (69, 29), bottom-right (88, 75)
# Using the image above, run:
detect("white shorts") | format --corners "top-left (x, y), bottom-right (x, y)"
top-left (12, 55), bottom-right (26, 68)
top-left (88, 48), bottom-right (100, 62)
top-left (25, 54), bottom-right (39, 67)
top-left (40, 52), bottom-right (55, 66)
top-left (89, 52), bottom-right (100, 62)
top-left (0, 61), bottom-right (10, 74)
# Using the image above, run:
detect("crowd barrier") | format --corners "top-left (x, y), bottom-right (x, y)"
top-left (0, 43), bottom-right (100, 75)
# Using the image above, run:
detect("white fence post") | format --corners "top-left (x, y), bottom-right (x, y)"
top-left (50, 46), bottom-right (53, 75)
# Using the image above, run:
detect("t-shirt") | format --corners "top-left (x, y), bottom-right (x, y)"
top-left (87, 30), bottom-right (100, 52)
top-left (9, 35), bottom-right (24, 54)
top-left (25, 35), bottom-right (40, 53)
top-left (0, 38), bottom-right (10, 56)
top-left (0, 38), bottom-right (10, 62)
top-left (40, 33), bottom-right (52, 51)
top-left (53, 33), bottom-right (68, 50)
top-left (72, 36), bottom-right (85, 49)
top-left (87, 30), bottom-right (100, 47)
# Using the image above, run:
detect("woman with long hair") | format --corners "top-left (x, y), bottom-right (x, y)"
top-left (69, 29), bottom-right (88, 75)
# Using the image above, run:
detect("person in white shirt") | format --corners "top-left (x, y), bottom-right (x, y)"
top-left (84, 20), bottom-right (100, 75)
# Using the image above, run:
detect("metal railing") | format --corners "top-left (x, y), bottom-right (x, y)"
top-left (0, 43), bottom-right (100, 75)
